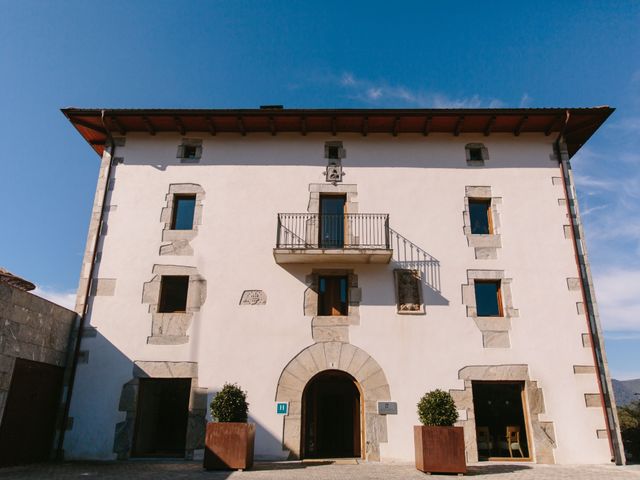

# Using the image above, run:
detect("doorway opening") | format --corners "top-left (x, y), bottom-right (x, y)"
top-left (472, 381), bottom-right (531, 461)
top-left (319, 195), bottom-right (346, 248)
top-left (0, 359), bottom-right (64, 466)
top-left (132, 378), bottom-right (191, 457)
top-left (302, 370), bottom-right (362, 459)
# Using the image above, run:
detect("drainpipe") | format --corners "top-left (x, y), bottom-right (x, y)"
top-left (554, 113), bottom-right (625, 464)
top-left (56, 110), bottom-right (117, 459)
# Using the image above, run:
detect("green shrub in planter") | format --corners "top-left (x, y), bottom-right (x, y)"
top-left (417, 389), bottom-right (459, 427)
top-left (210, 383), bottom-right (249, 423)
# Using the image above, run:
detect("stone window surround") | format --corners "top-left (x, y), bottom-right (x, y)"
top-left (142, 265), bottom-right (207, 345)
top-left (449, 364), bottom-right (556, 464)
top-left (463, 186), bottom-right (502, 260)
top-left (176, 138), bottom-right (203, 163)
top-left (304, 269), bottom-right (361, 344)
top-left (465, 143), bottom-right (490, 166)
top-left (160, 184), bottom-right (205, 256)
top-left (393, 268), bottom-right (425, 315)
top-left (275, 342), bottom-right (390, 461)
top-left (462, 269), bottom-right (518, 348)
top-left (113, 361), bottom-right (207, 460)
top-left (308, 183), bottom-right (358, 214)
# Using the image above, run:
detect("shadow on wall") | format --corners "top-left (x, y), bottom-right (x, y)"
top-left (277, 229), bottom-right (449, 309)
top-left (66, 330), bottom-right (285, 463)
top-left (118, 135), bottom-right (553, 171)
top-left (389, 228), bottom-right (448, 306)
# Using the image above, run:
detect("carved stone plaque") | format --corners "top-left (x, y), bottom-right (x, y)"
top-left (394, 269), bottom-right (423, 313)
top-left (240, 290), bottom-right (267, 305)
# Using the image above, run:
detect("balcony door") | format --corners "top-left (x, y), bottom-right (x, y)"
top-left (319, 195), bottom-right (346, 248)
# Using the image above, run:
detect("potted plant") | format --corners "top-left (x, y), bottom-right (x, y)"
top-left (204, 383), bottom-right (255, 471)
top-left (414, 389), bottom-right (466, 475)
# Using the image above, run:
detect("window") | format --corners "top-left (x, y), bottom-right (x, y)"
top-left (158, 276), bottom-right (189, 313)
top-left (176, 139), bottom-right (202, 163)
top-left (468, 147), bottom-right (483, 162)
top-left (171, 195), bottom-right (196, 230)
top-left (318, 276), bottom-right (348, 316)
top-left (465, 143), bottom-right (488, 165)
top-left (327, 145), bottom-right (340, 159)
top-left (183, 145), bottom-right (197, 159)
top-left (474, 280), bottom-right (502, 316)
top-left (469, 199), bottom-right (492, 234)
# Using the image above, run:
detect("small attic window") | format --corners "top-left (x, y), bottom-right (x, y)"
top-left (465, 143), bottom-right (488, 166)
top-left (469, 148), bottom-right (483, 161)
top-left (327, 145), bottom-right (340, 160)
top-left (177, 139), bottom-right (203, 163)
top-left (183, 145), bottom-right (197, 159)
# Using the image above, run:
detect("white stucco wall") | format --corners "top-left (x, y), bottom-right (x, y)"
top-left (65, 132), bottom-right (612, 464)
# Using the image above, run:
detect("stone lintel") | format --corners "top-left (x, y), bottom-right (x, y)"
top-left (584, 393), bottom-right (602, 407)
top-left (573, 365), bottom-right (597, 374)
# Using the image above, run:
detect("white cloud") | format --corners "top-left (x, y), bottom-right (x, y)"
top-left (367, 87), bottom-right (382, 100)
top-left (519, 93), bottom-right (532, 108)
top-left (593, 269), bottom-right (640, 332)
top-left (340, 73), bottom-right (355, 86)
top-left (335, 72), bottom-right (508, 108)
top-left (33, 286), bottom-right (76, 310)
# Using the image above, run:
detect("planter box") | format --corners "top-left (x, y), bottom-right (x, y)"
top-left (414, 425), bottom-right (466, 475)
top-left (204, 422), bottom-right (255, 470)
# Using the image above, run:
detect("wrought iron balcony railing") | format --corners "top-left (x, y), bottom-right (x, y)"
top-left (276, 213), bottom-right (390, 249)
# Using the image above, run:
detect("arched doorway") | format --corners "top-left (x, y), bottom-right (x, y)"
top-left (275, 342), bottom-right (391, 461)
top-left (302, 370), bottom-right (362, 458)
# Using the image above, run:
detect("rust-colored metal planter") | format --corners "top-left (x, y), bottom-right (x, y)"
top-left (414, 425), bottom-right (466, 475)
top-left (204, 422), bottom-right (256, 470)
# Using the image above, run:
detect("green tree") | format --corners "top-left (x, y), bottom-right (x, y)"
top-left (618, 400), bottom-right (640, 461)
top-left (417, 389), bottom-right (459, 427)
top-left (210, 383), bottom-right (249, 423)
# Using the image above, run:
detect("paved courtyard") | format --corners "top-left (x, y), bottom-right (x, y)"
top-left (0, 460), bottom-right (639, 480)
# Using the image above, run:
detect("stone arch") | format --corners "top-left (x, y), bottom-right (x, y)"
top-left (275, 342), bottom-right (390, 461)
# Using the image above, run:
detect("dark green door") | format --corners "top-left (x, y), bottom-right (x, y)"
top-left (319, 195), bottom-right (345, 248)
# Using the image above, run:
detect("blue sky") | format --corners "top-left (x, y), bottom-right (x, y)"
top-left (1, 1), bottom-right (639, 379)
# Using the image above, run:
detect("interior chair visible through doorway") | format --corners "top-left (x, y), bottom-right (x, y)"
top-left (502, 425), bottom-right (525, 458)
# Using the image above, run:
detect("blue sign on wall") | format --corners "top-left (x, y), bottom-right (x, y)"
top-left (276, 402), bottom-right (289, 415)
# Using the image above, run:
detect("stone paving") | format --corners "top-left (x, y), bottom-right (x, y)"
top-left (0, 460), bottom-right (639, 480)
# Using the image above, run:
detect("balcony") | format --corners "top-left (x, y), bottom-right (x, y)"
top-left (274, 213), bottom-right (393, 264)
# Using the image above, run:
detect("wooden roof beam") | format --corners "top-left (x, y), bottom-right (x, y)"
top-left (545, 115), bottom-right (561, 136)
top-left (269, 116), bottom-right (276, 136)
top-left (484, 116), bottom-right (496, 136)
top-left (205, 116), bottom-right (216, 136)
top-left (423, 116), bottom-right (432, 136)
top-left (110, 116), bottom-right (126, 135)
top-left (173, 116), bottom-right (186, 136)
top-left (392, 116), bottom-right (400, 137)
top-left (237, 116), bottom-right (246, 136)
top-left (454, 116), bottom-right (464, 136)
top-left (142, 116), bottom-right (156, 136)
top-left (514, 115), bottom-right (528, 136)
top-left (331, 117), bottom-right (337, 136)
top-left (362, 117), bottom-right (368, 137)
top-left (301, 116), bottom-right (307, 136)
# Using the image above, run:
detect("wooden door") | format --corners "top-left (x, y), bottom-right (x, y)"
top-left (0, 359), bottom-right (64, 466)
top-left (319, 195), bottom-right (346, 248)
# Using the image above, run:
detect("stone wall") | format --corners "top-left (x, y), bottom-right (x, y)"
top-left (0, 282), bottom-right (78, 425)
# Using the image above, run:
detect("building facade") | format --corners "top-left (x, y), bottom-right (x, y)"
top-left (62, 107), bottom-right (624, 464)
